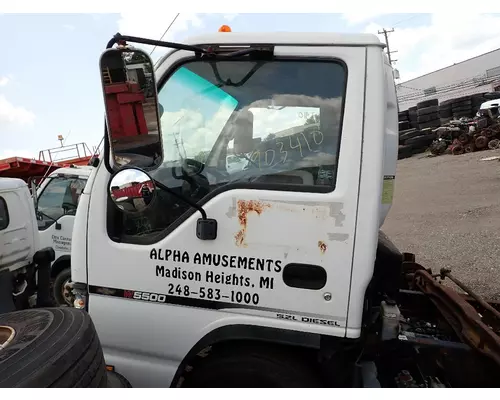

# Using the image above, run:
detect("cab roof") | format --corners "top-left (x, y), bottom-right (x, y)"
top-left (182, 32), bottom-right (384, 48)
top-left (0, 177), bottom-right (28, 191)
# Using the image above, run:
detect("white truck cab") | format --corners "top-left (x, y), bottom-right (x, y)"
top-left (34, 165), bottom-right (92, 305)
top-left (0, 178), bottom-right (55, 312)
top-left (71, 31), bottom-right (398, 387)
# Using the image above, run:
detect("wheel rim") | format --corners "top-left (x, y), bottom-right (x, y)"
top-left (0, 326), bottom-right (15, 350)
top-left (61, 278), bottom-right (74, 306)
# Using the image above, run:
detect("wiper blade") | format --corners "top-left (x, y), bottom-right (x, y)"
top-left (210, 60), bottom-right (265, 87)
top-left (209, 47), bottom-right (274, 59)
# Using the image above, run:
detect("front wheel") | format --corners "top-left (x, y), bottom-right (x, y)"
top-left (52, 268), bottom-right (73, 307)
top-left (182, 344), bottom-right (322, 388)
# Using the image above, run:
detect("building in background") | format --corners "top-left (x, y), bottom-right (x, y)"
top-left (397, 48), bottom-right (500, 111)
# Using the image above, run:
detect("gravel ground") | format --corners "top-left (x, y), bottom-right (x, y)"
top-left (382, 149), bottom-right (500, 301)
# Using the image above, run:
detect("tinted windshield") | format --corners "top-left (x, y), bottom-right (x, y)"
top-left (153, 59), bottom-right (346, 186)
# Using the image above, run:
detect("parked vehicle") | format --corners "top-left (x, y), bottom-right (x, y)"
top-left (0, 143), bottom-right (96, 306)
top-left (1, 28), bottom-right (499, 388)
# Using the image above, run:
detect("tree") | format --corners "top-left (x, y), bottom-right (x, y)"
top-left (304, 114), bottom-right (320, 125)
top-left (193, 150), bottom-right (211, 163)
top-left (264, 133), bottom-right (276, 142)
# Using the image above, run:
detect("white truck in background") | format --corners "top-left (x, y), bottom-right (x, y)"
top-left (0, 178), bottom-right (55, 313)
top-left (33, 165), bottom-right (93, 306)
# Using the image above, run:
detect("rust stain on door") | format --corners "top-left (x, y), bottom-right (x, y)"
top-left (235, 200), bottom-right (271, 247)
top-left (318, 240), bottom-right (327, 254)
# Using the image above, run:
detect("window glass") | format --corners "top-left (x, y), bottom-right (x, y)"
top-left (0, 197), bottom-right (8, 230)
top-left (115, 59), bottom-right (346, 238)
top-left (37, 177), bottom-right (86, 229)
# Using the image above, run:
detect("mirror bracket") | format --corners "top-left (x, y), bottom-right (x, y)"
top-left (196, 218), bottom-right (218, 241)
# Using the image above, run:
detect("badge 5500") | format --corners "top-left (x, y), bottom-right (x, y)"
top-left (130, 291), bottom-right (168, 303)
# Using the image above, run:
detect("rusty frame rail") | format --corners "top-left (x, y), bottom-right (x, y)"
top-left (410, 267), bottom-right (500, 366)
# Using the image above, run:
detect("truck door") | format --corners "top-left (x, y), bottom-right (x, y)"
top-left (36, 176), bottom-right (86, 259)
top-left (87, 45), bottom-right (367, 387)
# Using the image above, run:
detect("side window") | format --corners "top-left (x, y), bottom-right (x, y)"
top-left (111, 58), bottom-right (346, 242)
top-left (0, 197), bottom-right (9, 230)
top-left (37, 178), bottom-right (86, 229)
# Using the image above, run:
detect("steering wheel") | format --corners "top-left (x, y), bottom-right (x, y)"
top-left (172, 158), bottom-right (211, 200)
top-left (62, 202), bottom-right (77, 215)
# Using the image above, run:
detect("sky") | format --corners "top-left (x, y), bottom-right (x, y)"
top-left (2, 12), bottom-right (500, 160)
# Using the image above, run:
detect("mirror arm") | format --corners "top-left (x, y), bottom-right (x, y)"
top-left (108, 33), bottom-right (208, 56)
top-left (154, 180), bottom-right (207, 220)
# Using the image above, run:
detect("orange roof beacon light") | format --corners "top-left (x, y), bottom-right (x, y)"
top-left (218, 25), bottom-right (231, 32)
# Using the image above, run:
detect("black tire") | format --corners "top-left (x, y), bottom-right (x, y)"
top-left (182, 344), bottom-right (322, 388)
top-left (452, 95), bottom-right (472, 103)
top-left (452, 105), bottom-right (472, 113)
top-left (440, 99), bottom-right (454, 107)
top-left (453, 110), bottom-right (472, 118)
top-left (440, 117), bottom-right (452, 125)
top-left (439, 109), bottom-right (452, 118)
top-left (399, 121), bottom-right (410, 131)
top-left (408, 112), bottom-right (418, 121)
top-left (418, 120), bottom-right (441, 130)
top-left (399, 129), bottom-right (421, 142)
top-left (452, 99), bottom-right (472, 108)
top-left (417, 105), bottom-right (439, 116)
top-left (405, 133), bottom-right (436, 147)
top-left (52, 267), bottom-right (72, 307)
top-left (398, 148), bottom-right (413, 160)
top-left (0, 308), bottom-right (107, 388)
top-left (417, 99), bottom-right (438, 109)
top-left (483, 92), bottom-right (500, 100)
top-left (398, 111), bottom-right (409, 120)
top-left (106, 371), bottom-right (132, 388)
top-left (417, 113), bottom-right (439, 123)
top-left (472, 97), bottom-right (486, 106)
top-left (408, 106), bottom-right (417, 113)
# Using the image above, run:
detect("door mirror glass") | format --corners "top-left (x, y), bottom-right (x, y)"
top-left (99, 48), bottom-right (163, 170)
top-left (108, 167), bottom-right (156, 214)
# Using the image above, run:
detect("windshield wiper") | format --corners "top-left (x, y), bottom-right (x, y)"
top-left (209, 60), bottom-right (265, 87)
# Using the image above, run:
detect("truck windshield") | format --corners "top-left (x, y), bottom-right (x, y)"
top-left (154, 59), bottom-right (346, 187)
top-left (37, 177), bottom-right (87, 229)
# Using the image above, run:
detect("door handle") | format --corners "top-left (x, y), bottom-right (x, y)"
top-left (283, 263), bottom-right (327, 290)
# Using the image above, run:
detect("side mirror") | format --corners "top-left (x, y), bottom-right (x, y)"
top-left (99, 48), bottom-right (163, 170)
top-left (30, 179), bottom-right (38, 212)
top-left (108, 167), bottom-right (157, 214)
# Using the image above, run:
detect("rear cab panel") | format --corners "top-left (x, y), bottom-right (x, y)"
top-left (0, 178), bottom-right (39, 271)
top-left (83, 33), bottom-right (386, 387)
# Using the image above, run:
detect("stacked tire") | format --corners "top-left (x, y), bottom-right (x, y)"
top-left (398, 110), bottom-right (411, 132)
top-left (0, 307), bottom-right (130, 388)
top-left (416, 99), bottom-right (440, 130)
top-left (398, 128), bottom-right (437, 160)
top-left (471, 94), bottom-right (487, 116)
top-left (408, 106), bottom-right (418, 129)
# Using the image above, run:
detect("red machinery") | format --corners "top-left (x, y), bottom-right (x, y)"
top-left (111, 180), bottom-right (154, 199)
top-left (104, 81), bottom-right (148, 138)
top-left (0, 142), bottom-right (95, 182)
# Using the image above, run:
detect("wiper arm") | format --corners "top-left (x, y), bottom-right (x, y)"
top-left (210, 60), bottom-right (265, 87)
